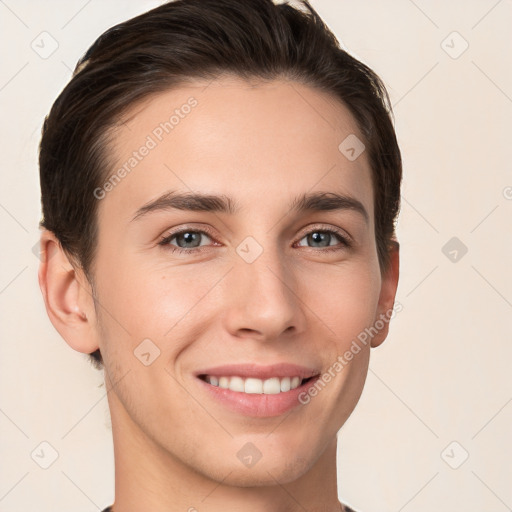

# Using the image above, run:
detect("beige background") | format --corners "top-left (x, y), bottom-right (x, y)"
top-left (1, 1), bottom-right (511, 510)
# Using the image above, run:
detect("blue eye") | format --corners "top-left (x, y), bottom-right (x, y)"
top-left (296, 229), bottom-right (351, 250)
top-left (159, 229), bottom-right (214, 253)
top-left (158, 226), bottom-right (351, 255)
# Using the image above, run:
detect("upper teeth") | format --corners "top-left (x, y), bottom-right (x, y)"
top-left (204, 375), bottom-right (303, 394)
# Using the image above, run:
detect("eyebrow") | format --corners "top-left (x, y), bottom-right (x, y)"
top-left (131, 190), bottom-right (369, 224)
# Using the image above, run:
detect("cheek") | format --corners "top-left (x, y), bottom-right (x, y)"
top-left (299, 260), bottom-right (381, 346)
top-left (96, 254), bottom-right (186, 325)
top-left (93, 256), bottom-right (224, 361)
top-left (95, 247), bottom-right (381, 363)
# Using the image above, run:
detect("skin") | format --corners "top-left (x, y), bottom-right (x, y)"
top-left (39, 76), bottom-right (399, 512)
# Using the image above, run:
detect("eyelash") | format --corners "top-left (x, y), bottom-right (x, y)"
top-left (158, 225), bottom-right (352, 255)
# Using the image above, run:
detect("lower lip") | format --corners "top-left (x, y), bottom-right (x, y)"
top-left (195, 376), bottom-right (320, 418)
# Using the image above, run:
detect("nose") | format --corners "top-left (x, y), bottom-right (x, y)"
top-left (221, 244), bottom-right (306, 342)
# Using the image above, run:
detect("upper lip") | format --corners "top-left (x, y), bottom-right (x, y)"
top-left (195, 363), bottom-right (320, 380)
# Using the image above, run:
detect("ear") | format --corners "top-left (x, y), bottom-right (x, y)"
top-left (37, 230), bottom-right (99, 355)
top-left (371, 240), bottom-right (400, 348)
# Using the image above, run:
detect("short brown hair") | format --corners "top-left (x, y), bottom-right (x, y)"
top-left (38, 0), bottom-right (402, 369)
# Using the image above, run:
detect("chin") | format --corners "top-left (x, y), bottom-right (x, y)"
top-left (216, 460), bottom-right (312, 488)
top-left (204, 443), bottom-right (317, 488)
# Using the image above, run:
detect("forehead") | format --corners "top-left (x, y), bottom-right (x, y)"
top-left (100, 76), bottom-right (374, 224)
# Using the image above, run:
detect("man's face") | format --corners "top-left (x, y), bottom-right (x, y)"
top-left (90, 77), bottom-right (394, 485)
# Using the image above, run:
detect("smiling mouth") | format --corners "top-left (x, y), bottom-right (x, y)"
top-left (198, 374), bottom-right (317, 395)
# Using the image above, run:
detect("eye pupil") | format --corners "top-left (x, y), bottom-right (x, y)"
top-left (309, 231), bottom-right (330, 247)
top-left (177, 231), bottom-right (201, 248)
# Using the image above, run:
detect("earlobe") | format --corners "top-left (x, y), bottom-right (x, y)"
top-left (371, 241), bottom-right (400, 348)
top-left (37, 230), bottom-right (99, 355)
